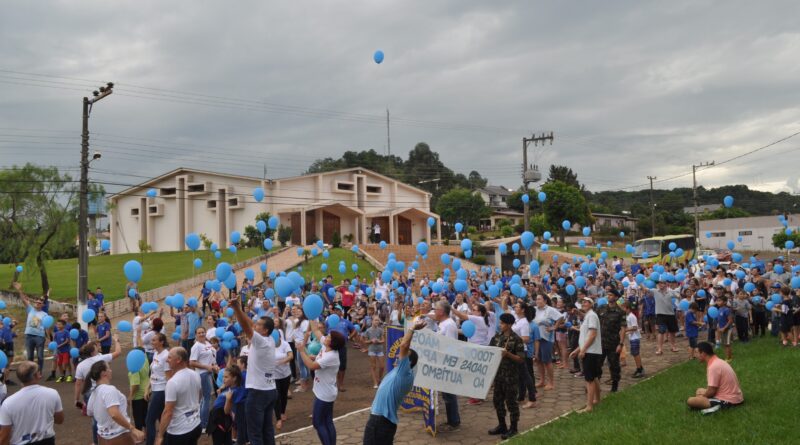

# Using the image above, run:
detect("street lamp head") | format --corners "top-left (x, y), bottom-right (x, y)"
top-left (106, 82), bottom-right (114, 89)
top-left (92, 90), bottom-right (100, 97)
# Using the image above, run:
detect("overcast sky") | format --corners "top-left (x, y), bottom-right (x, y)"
top-left (2, 0), bottom-right (800, 195)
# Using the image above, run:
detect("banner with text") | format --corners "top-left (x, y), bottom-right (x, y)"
top-left (410, 329), bottom-right (503, 399)
top-left (386, 326), bottom-right (437, 436)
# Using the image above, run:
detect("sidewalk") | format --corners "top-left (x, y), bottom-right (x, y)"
top-left (277, 336), bottom-right (688, 444)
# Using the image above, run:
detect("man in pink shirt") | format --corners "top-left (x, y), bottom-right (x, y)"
top-left (686, 342), bottom-right (744, 415)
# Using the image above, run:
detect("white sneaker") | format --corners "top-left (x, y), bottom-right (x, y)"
top-left (373, 384), bottom-right (378, 389)
top-left (701, 405), bottom-right (721, 416)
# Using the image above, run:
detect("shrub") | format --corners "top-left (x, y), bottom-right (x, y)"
top-left (278, 225), bottom-right (292, 247)
top-left (501, 225), bottom-right (514, 237)
top-left (471, 255), bottom-right (487, 265)
top-left (332, 231), bottom-right (342, 248)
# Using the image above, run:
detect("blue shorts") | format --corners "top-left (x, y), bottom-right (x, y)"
top-left (537, 340), bottom-right (553, 363)
top-left (629, 339), bottom-right (640, 356)
top-left (688, 336), bottom-right (698, 349)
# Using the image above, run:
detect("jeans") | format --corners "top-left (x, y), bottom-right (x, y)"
top-left (312, 397), bottom-right (335, 445)
top-left (295, 351), bottom-right (309, 379)
top-left (199, 372), bottom-right (213, 428)
top-left (441, 392), bottom-right (460, 426)
top-left (245, 388), bottom-right (277, 445)
top-left (25, 334), bottom-right (45, 371)
top-left (518, 358), bottom-right (536, 402)
top-left (145, 391), bottom-right (166, 445)
top-left (234, 403), bottom-right (247, 445)
top-left (363, 414), bottom-right (397, 445)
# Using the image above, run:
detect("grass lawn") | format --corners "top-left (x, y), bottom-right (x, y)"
top-left (0, 248), bottom-right (265, 302)
top-left (511, 339), bottom-right (800, 444)
top-left (290, 248), bottom-right (377, 285)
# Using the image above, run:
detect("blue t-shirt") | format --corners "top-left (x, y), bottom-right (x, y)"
top-left (643, 296), bottom-right (656, 317)
top-left (685, 312), bottom-right (699, 338)
top-left (97, 322), bottom-right (112, 347)
top-left (185, 312), bottom-right (201, 340)
top-left (212, 387), bottom-right (241, 411)
top-left (87, 298), bottom-right (103, 315)
top-left (24, 306), bottom-right (47, 337)
top-left (371, 356), bottom-right (414, 424)
top-left (201, 287), bottom-right (212, 299)
top-left (330, 318), bottom-right (355, 338)
top-left (215, 348), bottom-right (228, 367)
top-left (0, 326), bottom-right (12, 345)
top-left (55, 328), bottom-right (71, 352)
top-left (95, 293), bottom-right (105, 305)
top-left (527, 320), bottom-right (541, 358)
top-left (718, 307), bottom-right (732, 330)
top-left (631, 264), bottom-right (642, 275)
top-left (74, 329), bottom-right (89, 349)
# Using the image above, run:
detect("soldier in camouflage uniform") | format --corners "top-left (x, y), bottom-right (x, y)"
top-left (488, 312), bottom-right (525, 439)
top-left (597, 290), bottom-right (627, 392)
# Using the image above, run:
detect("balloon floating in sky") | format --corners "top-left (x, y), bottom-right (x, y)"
top-left (373, 50), bottom-right (384, 64)
top-left (253, 187), bottom-right (265, 202)
top-left (538, 191), bottom-right (547, 202)
top-left (146, 189), bottom-right (157, 198)
top-left (723, 195), bottom-right (734, 208)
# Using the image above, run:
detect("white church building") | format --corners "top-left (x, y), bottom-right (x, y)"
top-left (108, 167), bottom-right (441, 253)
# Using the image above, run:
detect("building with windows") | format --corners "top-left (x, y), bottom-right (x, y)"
top-left (477, 185), bottom-right (514, 209)
top-left (591, 213), bottom-right (638, 231)
top-left (108, 167), bottom-right (440, 253)
top-left (698, 213), bottom-right (798, 252)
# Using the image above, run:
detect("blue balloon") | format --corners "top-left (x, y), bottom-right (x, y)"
top-left (48, 341), bottom-right (57, 351)
top-left (123, 260), bottom-right (143, 283)
top-left (326, 314), bottom-right (340, 330)
top-left (42, 315), bottom-right (54, 329)
top-left (256, 220), bottom-right (267, 233)
top-left (185, 233), bottom-right (201, 251)
top-left (461, 320), bottom-right (476, 338)
top-left (268, 216), bottom-right (279, 230)
top-left (679, 300), bottom-right (690, 311)
top-left (543, 231), bottom-right (551, 241)
top-left (726, 241), bottom-right (735, 250)
top-left (373, 50), bottom-right (384, 64)
top-left (82, 309), bottom-right (96, 323)
top-left (100, 239), bottom-right (110, 251)
top-left (454, 279), bottom-right (468, 293)
top-left (193, 258), bottom-right (203, 269)
top-left (126, 349), bottom-right (147, 373)
top-left (597, 297), bottom-right (608, 307)
top-left (460, 239), bottom-right (472, 252)
top-left (245, 269), bottom-right (255, 282)
top-left (352, 245), bottom-right (359, 254)
top-left (452, 259), bottom-right (462, 271)
top-left (566, 284), bottom-right (576, 295)
top-left (229, 245), bottom-right (237, 254)
top-left (708, 306), bottom-right (719, 319)
top-left (521, 193), bottom-right (529, 204)
top-left (787, 240), bottom-right (796, 249)
top-left (520, 231), bottom-right (534, 250)
top-left (263, 238), bottom-right (273, 250)
top-left (230, 231), bottom-right (241, 244)
top-left (321, 263), bottom-right (328, 272)
top-left (146, 188), bottom-right (157, 198)
top-left (454, 222), bottom-right (464, 233)
top-left (512, 243), bottom-right (520, 253)
top-left (499, 243), bottom-right (507, 254)
top-left (172, 293), bottom-right (185, 308)
top-left (541, 244), bottom-right (549, 252)
top-left (619, 231), bottom-right (625, 238)
top-left (210, 243), bottom-right (218, 251)
top-left (253, 187), bottom-right (265, 202)
top-left (562, 220), bottom-right (571, 231)
top-left (339, 264), bottom-right (346, 274)
top-left (303, 294), bottom-right (323, 319)
top-left (575, 276), bottom-right (586, 288)
top-left (417, 242), bottom-right (429, 256)
top-left (441, 254), bottom-right (451, 265)
top-left (723, 195), bottom-right (734, 208)
top-left (668, 242), bottom-right (677, 251)
top-left (379, 240), bottom-right (387, 249)
top-left (216, 262), bottom-right (233, 282)
top-left (582, 227), bottom-right (591, 237)
top-left (117, 320), bottom-right (132, 332)
top-left (579, 240), bottom-right (586, 248)
top-left (70, 348), bottom-right (79, 358)
top-left (513, 259), bottom-right (521, 269)
top-left (538, 191), bottom-right (547, 202)
top-left (69, 328), bottom-right (79, 340)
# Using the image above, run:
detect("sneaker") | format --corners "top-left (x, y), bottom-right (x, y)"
top-left (488, 424), bottom-right (507, 435)
top-left (501, 428), bottom-right (519, 440)
top-left (701, 405), bottom-right (721, 416)
top-left (65, 375), bottom-right (74, 383)
top-left (373, 385), bottom-right (378, 389)
top-left (438, 423), bottom-right (461, 433)
top-left (55, 376), bottom-right (64, 383)
top-left (467, 398), bottom-right (483, 405)
top-left (46, 374), bottom-right (56, 382)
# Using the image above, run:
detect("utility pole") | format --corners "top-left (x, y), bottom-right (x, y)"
top-left (647, 176), bottom-right (657, 237)
top-left (78, 82), bottom-right (113, 325)
top-left (386, 108), bottom-right (391, 156)
top-left (692, 161), bottom-right (715, 243)
top-left (522, 132), bottom-right (553, 263)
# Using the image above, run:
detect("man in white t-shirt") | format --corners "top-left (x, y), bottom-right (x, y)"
top-left (0, 361), bottom-right (64, 445)
top-left (432, 301), bottom-right (460, 432)
top-left (571, 297), bottom-right (603, 413)
top-left (231, 293), bottom-right (277, 445)
top-left (155, 347), bottom-right (201, 445)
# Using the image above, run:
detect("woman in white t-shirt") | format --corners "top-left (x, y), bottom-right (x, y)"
top-left (189, 327), bottom-right (218, 431)
top-left (144, 332), bottom-right (169, 445)
top-left (291, 307), bottom-right (310, 393)
top-left (451, 303), bottom-right (491, 346)
top-left (298, 320), bottom-right (343, 445)
top-left (86, 360), bottom-right (145, 444)
top-left (273, 328), bottom-right (294, 430)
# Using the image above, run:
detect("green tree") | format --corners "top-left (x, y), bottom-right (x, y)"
top-left (771, 231), bottom-right (800, 249)
top-left (547, 165), bottom-right (584, 191)
top-left (506, 190), bottom-right (525, 213)
top-left (435, 188), bottom-right (491, 237)
top-left (699, 207), bottom-right (751, 220)
top-left (277, 225), bottom-right (292, 247)
top-left (467, 170), bottom-right (488, 189)
top-left (540, 181), bottom-right (592, 246)
top-left (0, 164), bottom-right (83, 291)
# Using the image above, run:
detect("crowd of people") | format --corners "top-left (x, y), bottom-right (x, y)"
top-left (0, 244), bottom-right (796, 444)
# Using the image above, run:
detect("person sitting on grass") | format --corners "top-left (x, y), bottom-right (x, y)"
top-left (686, 341), bottom-right (743, 415)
